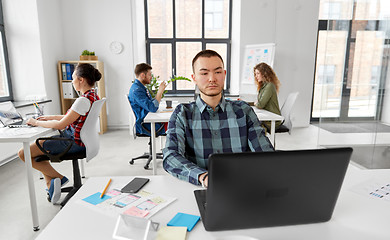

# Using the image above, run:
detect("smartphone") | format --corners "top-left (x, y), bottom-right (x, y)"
top-left (121, 177), bottom-right (150, 193)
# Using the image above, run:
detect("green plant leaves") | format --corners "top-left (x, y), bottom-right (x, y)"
top-left (146, 74), bottom-right (191, 98)
top-left (81, 50), bottom-right (95, 56)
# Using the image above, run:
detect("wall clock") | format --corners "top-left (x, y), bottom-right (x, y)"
top-left (109, 41), bottom-right (123, 54)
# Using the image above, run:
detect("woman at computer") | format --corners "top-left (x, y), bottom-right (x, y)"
top-left (18, 63), bottom-right (101, 204)
top-left (254, 62), bottom-right (282, 131)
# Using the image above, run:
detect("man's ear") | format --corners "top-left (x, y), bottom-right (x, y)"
top-left (139, 72), bottom-right (145, 80)
top-left (191, 73), bottom-right (197, 85)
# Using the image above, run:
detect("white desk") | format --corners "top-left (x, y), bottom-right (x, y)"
top-left (251, 107), bottom-right (284, 144)
top-left (36, 165), bottom-right (390, 240)
top-left (0, 127), bottom-right (54, 231)
top-left (144, 105), bottom-right (284, 175)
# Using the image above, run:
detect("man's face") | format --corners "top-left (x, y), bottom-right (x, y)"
top-left (192, 56), bottom-right (226, 97)
top-left (140, 70), bottom-right (152, 85)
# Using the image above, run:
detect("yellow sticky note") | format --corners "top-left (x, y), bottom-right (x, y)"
top-left (156, 226), bottom-right (187, 240)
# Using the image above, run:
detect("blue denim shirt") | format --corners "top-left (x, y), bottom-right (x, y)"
top-left (128, 79), bottom-right (160, 135)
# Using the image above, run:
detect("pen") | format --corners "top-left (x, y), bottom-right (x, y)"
top-left (100, 178), bottom-right (112, 198)
top-left (33, 102), bottom-right (43, 115)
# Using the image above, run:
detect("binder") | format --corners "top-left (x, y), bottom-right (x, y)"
top-left (61, 64), bottom-right (67, 80)
top-left (66, 64), bottom-right (72, 80)
top-left (71, 85), bottom-right (79, 98)
top-left (62, 82), bottom-right (69, 98)
top-left (70, 64), bottom-right (75, 78)
top-left (62, 82), bottom-right (75, 99)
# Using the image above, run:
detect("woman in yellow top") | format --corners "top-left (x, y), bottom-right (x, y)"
top-left (254, 62), bottom-right (282, 131)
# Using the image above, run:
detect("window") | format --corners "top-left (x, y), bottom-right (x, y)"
top-left (145, 0), bottom-right (232, 94)
top-left (0, 1), bottom-right (12, 102)
top-left (312, 0), bottom-right (390, 120)
top-left (317, 65), bottom-right (336, 85)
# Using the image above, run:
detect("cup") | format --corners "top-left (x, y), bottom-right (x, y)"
top-left (166, 100), bottom-right (172, 108)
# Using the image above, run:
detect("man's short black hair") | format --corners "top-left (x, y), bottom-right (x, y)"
top-left (134, 63), bottom-right (152, 77)
top-left (192, 49), bottom-right (224, 72)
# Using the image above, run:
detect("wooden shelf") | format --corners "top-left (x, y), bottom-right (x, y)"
top-left (57, 60), bottom-right (107, 134)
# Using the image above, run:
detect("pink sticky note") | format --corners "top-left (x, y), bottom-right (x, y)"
top-left (106, 189), bottom-right (121, 197)
top-left (123, 206), bottom-right (150, 218)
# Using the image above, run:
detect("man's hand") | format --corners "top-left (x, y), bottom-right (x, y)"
top-left (155, 81), bottom-right (168, 102)
top-left (199, 172), bottom-right (209, 188)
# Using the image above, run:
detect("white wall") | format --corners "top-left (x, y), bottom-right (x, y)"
top-left (240, 0), bottom-right (320, 127)
top-left (57, 0), bottom-right (135, 128)
top-left (229, 0), bottom-right (241, 95)
top-left (36, 0), bottom-right (64, 115)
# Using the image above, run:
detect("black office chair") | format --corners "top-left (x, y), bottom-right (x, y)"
top-left (34, 98), bottom-right (105, 207)
top-left (129, 123), bottom-right (165, 169)
top-left (126, 95), bottom-right (165, 170)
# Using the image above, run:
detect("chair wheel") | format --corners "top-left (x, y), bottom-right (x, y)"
top-left (129, 160), bottom-right (134, 165)
top-left (144, 165), bottom-right (149, 170)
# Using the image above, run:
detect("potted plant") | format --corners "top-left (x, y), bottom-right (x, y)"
top-left (80, 50), bottom-right (89, 60)
top-left (79, 50), bottom-right (98, 60)
top-left (145, 75), bottom-right (191, 99)
top-left (89, 51), bottom-right (98, 60)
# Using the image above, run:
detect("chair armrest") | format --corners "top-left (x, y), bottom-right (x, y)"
top-left (35, 137), bottom-right (74, 163)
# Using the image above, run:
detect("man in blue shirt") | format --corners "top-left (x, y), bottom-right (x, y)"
top-left (128, 63), bottom-right (167, 136)
top-left (163, 50), bottom-right (274, 187)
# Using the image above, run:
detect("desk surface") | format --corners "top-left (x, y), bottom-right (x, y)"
top-left (36, 165), bottom-right (390, 240)
top-left (0, 127), bottom-right (54, 142)
top-left (144, 105), bottom-right (284, 123)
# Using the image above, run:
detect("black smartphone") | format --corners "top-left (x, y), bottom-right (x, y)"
top-left (121, 177), bottom-right (150, 193)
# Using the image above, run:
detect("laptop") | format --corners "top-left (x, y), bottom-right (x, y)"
top-left (194, 147), bottom-right (353, 231)
top-left (0, 101), bottom-right (30, 128)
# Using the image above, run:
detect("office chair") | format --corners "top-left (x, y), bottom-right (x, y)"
top-left (126, 95), bottom-right (165, 170)
top-left (277, 92), bottom-right (299, 134)
top-left (34, 98), bottom-right (106, 207)
top-left (262, 92), bottom-right (298, 147)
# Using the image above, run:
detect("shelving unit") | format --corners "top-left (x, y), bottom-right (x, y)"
top-left (57, 60), bottom-right (107, 134)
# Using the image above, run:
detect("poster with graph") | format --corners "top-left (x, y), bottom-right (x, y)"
top-left (241, 43), bottom-right (275, 84)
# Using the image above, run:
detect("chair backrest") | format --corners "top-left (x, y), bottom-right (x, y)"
top-left (126, 94), bottom-right (137, 139)
top-left (80, 98), bottom-right (106, 162)
top-left (280, 92), bottom-right (299, 131)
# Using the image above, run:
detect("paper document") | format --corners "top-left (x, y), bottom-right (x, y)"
top-left (350, 179), bottom-right (390, 202)
top-left (80, 188), bottom-right (176, 219)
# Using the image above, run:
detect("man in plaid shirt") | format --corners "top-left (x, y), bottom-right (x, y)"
top-left (163, 50), bottom-right (274, 187)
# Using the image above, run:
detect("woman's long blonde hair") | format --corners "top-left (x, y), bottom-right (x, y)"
top-left (254, 62), bottom-right (280, 92)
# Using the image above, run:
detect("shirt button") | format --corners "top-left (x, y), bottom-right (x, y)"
top-left (214, 132), bottom-right (218, 135)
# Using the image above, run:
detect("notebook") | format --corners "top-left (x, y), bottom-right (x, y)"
top-left (194, 147), bottom-right (353, 231)
top-left (0, 101), bottom-right (30, 128)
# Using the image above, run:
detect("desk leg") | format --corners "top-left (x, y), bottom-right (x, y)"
top-left (151, 122), bottom-right (157, 175)
top-left (270, 121), bottom-right (276, 147)
top-left (23, 142), bottom-right (40, 231)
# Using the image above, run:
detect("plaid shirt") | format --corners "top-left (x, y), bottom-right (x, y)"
top-left (68, 89), bottom-right (99, 146)
top-left (163, 96), bottom-right (274, 185)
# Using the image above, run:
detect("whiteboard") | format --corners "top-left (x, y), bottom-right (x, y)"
top-left (241, 43), bottom-right (275, 84)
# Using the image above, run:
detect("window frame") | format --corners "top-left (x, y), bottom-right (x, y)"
top-left (144, 0), bottom-right (232, 95)
top-left (0, 0), bottom-right (13, 102)
top-left (311, 19), bottom-right (390, 122)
